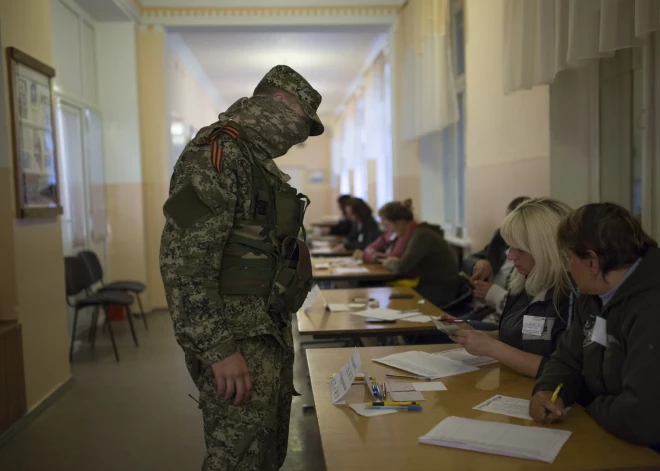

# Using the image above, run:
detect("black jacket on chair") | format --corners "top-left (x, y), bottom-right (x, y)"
top-left (463, 229), bottom-right (509, 275)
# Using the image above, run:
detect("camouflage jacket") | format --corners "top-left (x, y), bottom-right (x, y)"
top-left (160, 122), bottom-right (293, 366)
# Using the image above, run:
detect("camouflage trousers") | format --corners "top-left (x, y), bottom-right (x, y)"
top-left (192, 335), bottom-right (294, 471)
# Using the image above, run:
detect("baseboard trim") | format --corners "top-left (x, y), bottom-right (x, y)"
top-left (0, 376), bottom-right (72, 449)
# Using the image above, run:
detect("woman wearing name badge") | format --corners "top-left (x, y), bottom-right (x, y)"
top-left (450, 198), bottom-right (573, 378)
top-left (530, 203), bottom-right (660, 450)
top-left (334, 198), bottom-right (381, 252)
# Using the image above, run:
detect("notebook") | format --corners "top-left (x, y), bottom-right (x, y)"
top-left (419, 416), bottom-right (571, 463)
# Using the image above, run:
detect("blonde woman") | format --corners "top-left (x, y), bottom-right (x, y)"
top-left (451, 198), bottom-right (573, 378)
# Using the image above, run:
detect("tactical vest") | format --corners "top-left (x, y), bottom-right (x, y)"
top-left (212, 125), bottom-right (313, 317)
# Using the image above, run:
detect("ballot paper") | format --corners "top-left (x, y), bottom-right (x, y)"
top-left (419, 416), bottom-right (571, 463)
top-left (329, 348), bottom-right (362, 404)
top-left (473, 395), bottom-right (534, 420)
top-left (373, 351), bottom-right (478, 379)
top-left (432, 348), bottom-right (498, 367)
top-left (412, 382), bottom-right (447, 392)
top-left (432, 318), bottom-right (459, 335)
top-left (349, 403), bottom-right (398, 417)
top-left (333, 267), bottom-right (370, 275)
top-left (350, 308), bottom-right (420, 322)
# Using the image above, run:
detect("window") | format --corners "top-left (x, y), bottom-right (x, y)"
top-left (420, 0), bottom-right (466, 237)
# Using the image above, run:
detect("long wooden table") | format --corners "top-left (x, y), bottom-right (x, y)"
top-left (298, 287), bottom-right (440, 338)
top-left (312, 258), bottom-right (397, 283)
top-left (307, 344), bottom-right (660, 471)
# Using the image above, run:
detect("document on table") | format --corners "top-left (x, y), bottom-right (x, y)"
top-left (418, 416), bottom-right (572, 463)
top-left (314, 263), bottom-right (331, 270)
top-left (329, 348), bottom-right (362, 404)
top-left (373, 351), bottom-right (478, 379)
top-left (473, 395), bottom-right (533, 420)
top-left (349, 403), bottom-right (397, 417)
top-left (327, 303), bottom-right (350, 312)
top-left (433, 348), bottom-right (498, 367)
top-left (333, 267), bottom-right (370, 275)
top-left (386, 382), bottom-right (447, 393)
top-left (350, 308), bottom-right (420, 322)
top-left (390, 390), bottom-right (424, 401)
top-left (399, 314), bottom-right (432, 323)
top-left (311, 248), bottom-right (334, 255)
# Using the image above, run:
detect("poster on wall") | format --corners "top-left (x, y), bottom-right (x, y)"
top-left (7, 47), bottom-right (62, 218)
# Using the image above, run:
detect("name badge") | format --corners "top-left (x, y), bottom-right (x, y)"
top-left (590, 316), bottom-right (608, 347)
top-left (522, 315), bottom-right (546, 337)
top-left (358, 234), bottom-right (364, 243)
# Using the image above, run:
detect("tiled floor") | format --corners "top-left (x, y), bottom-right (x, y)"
top-left (0, 311), bottom-right (326, 471)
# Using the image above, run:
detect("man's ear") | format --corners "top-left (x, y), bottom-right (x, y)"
top-left (586, 250), bottom-right (600, 275)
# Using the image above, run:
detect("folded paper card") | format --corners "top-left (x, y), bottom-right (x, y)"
top-left (419, 416), bottom-right (571, 463)
top-left (329, 348), bottom-right (362, 404)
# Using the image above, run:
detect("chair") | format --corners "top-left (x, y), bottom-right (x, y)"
top-left (78, 250), bottom-right (148, 330)
top-left (65, 256), bottom-right (139, 362)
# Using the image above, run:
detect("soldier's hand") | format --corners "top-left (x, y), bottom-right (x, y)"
top-left (211, 353), bottom-right (252, 406)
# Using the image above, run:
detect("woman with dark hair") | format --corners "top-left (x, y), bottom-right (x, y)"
top-left (376, 200), bottom-right (462, 308)
top-left (353, 199), bottom-right (415, 263)
top-left (336, 198), bottom-right (381, 251)
top-left (531, 203), bottom-right (660, 450)
top-left (329, 194), bottom-right (353, 236)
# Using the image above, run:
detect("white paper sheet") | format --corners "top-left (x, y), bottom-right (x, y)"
top-left (413, 382), bottom-right (447, 391)
top-left (329, 348), bottom-right (362, 404)
top-left (419, 416), bottom-right (571, 463)
top-left (311, 248), bottom-right (334, 255)
top-left (349, 403), bottom-right (398, 417)
top-left (333, 267), bottom-right (370, 275)
top-left (432, 348), bottom-right (498, 367)
top-left (302, 284), bottom-right (322, 313)
top-left (390, 390), bottom-right (425, 401)
top-left (399, 314), bottom-right (432, 323)
top-left (327, 303), bottom-right (350, 312)
top-left (473, 395), bottom-right (534, 420)
top-left (386, 382), bottom-right (414, 392)
top-left (314, 263), bottom-right (331, 270)
top-left (373, 351), bottom-right (478, 380)
top-left (350, 308), bottom-right (420, 321)
top-left (347, 303), bottom-right (366, 309)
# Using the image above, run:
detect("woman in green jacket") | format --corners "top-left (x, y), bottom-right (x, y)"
top-left (531, 203), bottom-right (660, 450)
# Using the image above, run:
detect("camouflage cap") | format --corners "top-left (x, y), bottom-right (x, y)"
top-left (257, 65), bottom-right (324, 136)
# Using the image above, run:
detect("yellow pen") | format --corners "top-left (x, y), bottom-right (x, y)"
top-left (366, 401), bottom-right (420, 407)
top-left (551, 383), bottom-right (563, 404)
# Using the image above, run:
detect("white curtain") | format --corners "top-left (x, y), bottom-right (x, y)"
top-left (503, 0), bottom-right (660, 93)
top-left (399, 0), bottom-right (458, 140)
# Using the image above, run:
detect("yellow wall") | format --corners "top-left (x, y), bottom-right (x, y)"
top-left (137, 25), bottom-right (169, 310)
top-left (0, 0), bottom-right (71, 410)
top-left (277, 128), bottom-right (333, 224)
top-left (464, 0), bottom-right (551, 249)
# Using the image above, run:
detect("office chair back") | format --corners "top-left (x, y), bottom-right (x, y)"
top-left (64, 256), bottom-right (93, 297)
top-left (78, 250), bottom-right (104, 285)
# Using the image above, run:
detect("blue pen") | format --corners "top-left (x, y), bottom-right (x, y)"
top-left (366, 405), bottom-right (422, 411)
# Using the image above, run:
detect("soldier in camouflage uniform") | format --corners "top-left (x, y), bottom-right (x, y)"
top-left (160, 66), bottom-right (323, 471)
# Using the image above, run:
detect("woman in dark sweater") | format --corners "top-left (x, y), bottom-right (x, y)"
top-left (379, 201), bottom-right (462, 307)
top-left (451, 198), bottom-right (573, 378)
top-left (531, 203), bottom-right (660, 449)
top-left (336, 198), bottom-right (381, 251)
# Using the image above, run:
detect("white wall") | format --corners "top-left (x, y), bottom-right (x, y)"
top-left (95, 22), bottom-right (142, 185)
top-left (464, 0), bottom-right (551, 249)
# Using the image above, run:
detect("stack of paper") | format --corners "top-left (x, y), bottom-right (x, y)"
top-left (419, 416), bottom-right (572, 463)
top-left (432, 348), bottom-right (498, 367)
top-left (373, 351), bottom-right (478, 379)
top-left (350, 308), bottom-right (420, 322)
